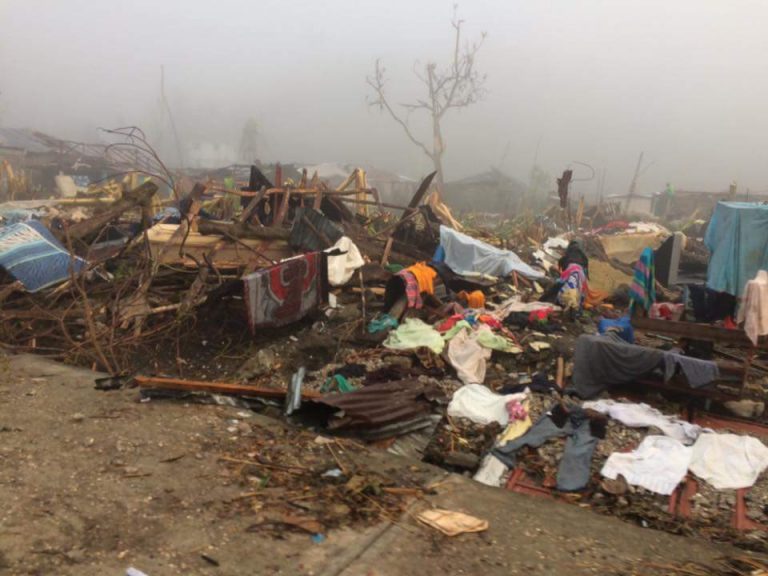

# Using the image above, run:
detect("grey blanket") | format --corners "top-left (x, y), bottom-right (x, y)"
top-left (569, 334), bottom-right (720, 399)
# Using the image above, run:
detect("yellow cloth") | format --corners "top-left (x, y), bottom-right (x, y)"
top-left (406, 262), bottom-right (437, 296)
top-left (458, 290), bottom-right (486, 309)
top-left (498, 399), bottom-right (532, 443)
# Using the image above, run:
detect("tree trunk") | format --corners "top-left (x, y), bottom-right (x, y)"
top-left (431, 114), bottom-right (446, 193)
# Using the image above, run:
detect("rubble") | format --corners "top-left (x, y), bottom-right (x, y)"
top-left (2, 132), bottom-right (768, 550)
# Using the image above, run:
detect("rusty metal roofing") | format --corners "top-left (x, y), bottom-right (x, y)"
top-left (308, 379), bottom-right (445, 440)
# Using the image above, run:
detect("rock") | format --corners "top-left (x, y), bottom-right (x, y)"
top-left (724, 399), bottom-right (765, 419)
top-left (383, 355), bottom-right (413, 371)
top-left (71, 412), bottom-right (85, 423)
top-left (335, 304), bottom-right (362, 322)
top-left (239, 348), bottom-right (278, 378)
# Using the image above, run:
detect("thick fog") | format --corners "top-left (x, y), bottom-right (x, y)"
top-left (2, 0), bottom-right (767, 197)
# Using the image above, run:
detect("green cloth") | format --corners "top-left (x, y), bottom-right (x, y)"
top-left (442, 320), bottom-right (472, 341)
top-left (476, 329), bottom-right (523, 354)
top-left (383, 318), bottom-right (445, 354)
top-left (321, 374), bottom-right (356, 393)
top-left (384, 264), bottom-right (404, 273)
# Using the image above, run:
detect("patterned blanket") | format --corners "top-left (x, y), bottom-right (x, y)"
top-left (0, 220), bottom-right (86, 292)
top-left (243, 252), bottom-right (328, 331)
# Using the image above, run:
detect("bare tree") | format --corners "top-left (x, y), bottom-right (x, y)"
top-left (367, 8), bottom-right (486, 192)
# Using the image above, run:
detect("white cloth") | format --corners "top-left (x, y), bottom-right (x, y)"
top-left (325, 236), bottom-right (364, 286)
top-left (447, 327), bottom-right (491, 385)
top-left (583, 399), bottom-right (702, 445)
top-left (491, 296), bottom-right (559, 321)
top-left (737, 270), bottom-right (768, 345)
top-left (439, 225), bottom-right (544, 279)
top-left (689, 432), bottom-right (768, 490)
top-left (473, 454), bottom-right (509, 487)
top-left (447, 384), bottom-right (528, 426)
top-left (601, 435), bottom-right (692, 495)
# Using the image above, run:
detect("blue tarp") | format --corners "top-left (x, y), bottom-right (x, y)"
top-left (704, 202), bottom-right (768, 296)
top-left (0, 220), bottom-right (86, 292)
top-left (439, 225), bottom-right (544, 279)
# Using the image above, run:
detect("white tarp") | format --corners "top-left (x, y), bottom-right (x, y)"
top-left (439, 226), bottom-right (544, 279)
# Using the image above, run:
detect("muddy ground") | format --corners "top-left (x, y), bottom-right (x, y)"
top-left (0, 352), bottom-right (762, 576)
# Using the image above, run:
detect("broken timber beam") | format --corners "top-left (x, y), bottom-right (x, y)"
top-left (381, 171), bottom-right (436, 265)
top-left (197, 220), bottom-right (290, 241)
top-left (64, 181), bottom-right (158, 241)
top-left (135, 376), bottom-right (321, 400)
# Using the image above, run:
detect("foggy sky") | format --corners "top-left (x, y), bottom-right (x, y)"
top-left (2, 0), bottom-right (767, 198)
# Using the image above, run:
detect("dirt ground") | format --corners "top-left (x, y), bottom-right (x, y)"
top-left (0, 352), bottom-right (762, 576)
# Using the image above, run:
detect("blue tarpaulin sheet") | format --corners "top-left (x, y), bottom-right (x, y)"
top-left (704, 201), bottom-right (768, 296)
top-left (439, 225), bottom-right (544, 279)
top-left (0, 220), bottom-right (86, 292)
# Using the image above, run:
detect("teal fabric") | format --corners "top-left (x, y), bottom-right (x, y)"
top-left (368, 313), bottom-right (398, 334)
top-left (705, 202), bottom-right (768, 296)
top-left (322, 374), bottom-right (356, 393)
top-left (629, 248), bottom-right (655, 312)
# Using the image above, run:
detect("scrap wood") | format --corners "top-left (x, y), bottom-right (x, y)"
top-left (62, 180), bottom-right (158, 242)
top-left (196, 219), bottom-right (290, 241)
top-left (134, 375), bottom-right (322, 400)
top-left (380, 171), bottom-right (436, 265)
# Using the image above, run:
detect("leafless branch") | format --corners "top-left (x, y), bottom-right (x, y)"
top-left (366, 60), bottom-right (433, 159)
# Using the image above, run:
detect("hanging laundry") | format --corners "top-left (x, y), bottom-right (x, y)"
top-left (383, 318), bottom-right (445, 354)
top-left (689, 433), bottom-right (768, 490)
top-left (243, 252), bottom-right (328, 332)
top-left (601, 435), bottom-right (692, 495)
top-left (704, 201), bottom-right (768, 297)
top-left (629, 247), bottom-right (656, 312)
top-left (325, 236), bottom-right (365, 287)
top-left (737, 270), bottom-right (768, 345)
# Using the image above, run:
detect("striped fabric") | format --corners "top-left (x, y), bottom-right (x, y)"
top-left (0, 220), bottom-right (86, 292)
top-left (629, 247), bottom-right (656, 312)
top-left (396, 269), bottom-right (423, 309)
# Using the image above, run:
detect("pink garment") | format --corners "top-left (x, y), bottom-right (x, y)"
top-left (737, 270), bottom-right (768, 345)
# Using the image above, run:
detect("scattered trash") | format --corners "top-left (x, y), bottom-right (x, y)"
top-left (416, 509), bottom-right (489, 536)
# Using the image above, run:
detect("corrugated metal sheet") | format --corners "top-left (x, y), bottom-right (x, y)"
top-left (309, 379), bottom-right (446, 440)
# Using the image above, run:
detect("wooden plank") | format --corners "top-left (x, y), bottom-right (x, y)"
top-left (135, 376), bottom-right (321, 400)
top-left (273, 189), bottom-right (291, 226)
top-left (632, 316), bottom-right (768, 349)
